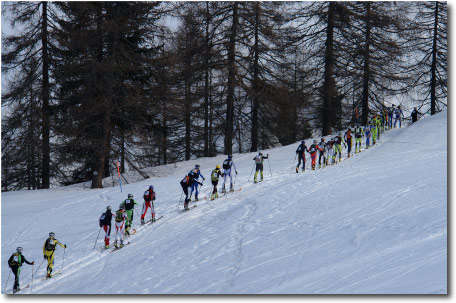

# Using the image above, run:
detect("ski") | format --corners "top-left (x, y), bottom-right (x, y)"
top-left (12, 284), bottom-right (29, 294)
top-left (146, 215), bottom-right (163, 225)
top-left (110, 242), bottom-right (130, 252)
top-left (182, 205), bottom-right (197, 212)
top-left (42, 271), bottom-right (62, 280)
top-left (220, 188), bottom-right (242, 197)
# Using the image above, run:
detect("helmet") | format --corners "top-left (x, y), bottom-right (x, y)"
top-left (16, 247), bottom-right (23, 253)
top-left (119, 203), bottom-right (125, 210)
top-left (228, 154), bottom-right (232, 159)
top-left (313, 140), bottom-right (317, 144)
top-left (216, 165), bottom-right (220, 169)
top-left (301, 140), bottom-right (305, 144)
top-left (347, 127), bottom-right (351, 131)
top-left (107, 206), bottom-right (112, 211)
top-left (259, 152), bottom-right (263, 156)
top-left (195, 164), bottom-right (200, 169)
top-left (149, 185), bottom-right (154, 190)
top-left (128, 193), bottom-right (133, 199)
top-left (321, 137), bottom-right (325, 142)
top-left (49, 232), bottom-right (55, 238)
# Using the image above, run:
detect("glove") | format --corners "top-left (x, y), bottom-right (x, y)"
top-left (199, 182), bottom-right (203, 186)
top-left (44, 255), bottom-right (47, 260)
top-left (203, 178), bottom-right (205, 181)
top-left (236, 171), bottom-right (238, 174)
top-left (267, 154), bottom-right (269, 156)
top-left (64, 244), bottom-right (67, 248)
top-left (32, 261), bottom-right (35, 265)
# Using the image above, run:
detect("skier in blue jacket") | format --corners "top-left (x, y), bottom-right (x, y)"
top-left (189, 164), bottom-right (205, 201)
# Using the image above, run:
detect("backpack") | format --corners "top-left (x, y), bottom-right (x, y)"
top-left (223, 159), bottom-right (231, 170)
top-left (255, 156), bottom-right (262, 164)
top-left (211, 169), bottom-right (219, 181)
top-left (115, 210), bottom-right (124, 223)
top-left (45, 238), bottom-right (54, 251)
top-left (8, 253), bottom-right (19, 267)
top-left (99, 212), bottom-right (111, 226)
top-left (144, 190), bottom-right (155, 201)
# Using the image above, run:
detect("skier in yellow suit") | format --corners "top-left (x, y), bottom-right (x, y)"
top-left (43, 232), bottom-right (66, 278)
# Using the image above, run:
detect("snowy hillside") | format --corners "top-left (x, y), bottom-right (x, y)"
top-left (1, 112), bottom-right (447, 294)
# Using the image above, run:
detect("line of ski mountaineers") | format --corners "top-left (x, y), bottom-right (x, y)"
top-left (7, 103), bottom-right (417, 293)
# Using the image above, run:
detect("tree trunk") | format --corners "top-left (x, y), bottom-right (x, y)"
top-left (430, 1), bottom-right (438, 115)
top-left (224, 2), bottom-right (238, 155)
top-left (250, 2), bottom-right (260, 152)
top-left (185, 77), bottom-right (191, 160)
top-left (361, 2), bottom-right (371, 125)
top-left (93, 109), bottom-right (111, 188)
top-left (322, 2), bottom-right (335, 136)
top-left (203, 2), bottom-right (210, 156)
top-left (41, 1), bottom-right (50, 188)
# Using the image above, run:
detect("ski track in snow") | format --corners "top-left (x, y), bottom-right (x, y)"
top-left (1, 112), bottom-right (447, 294)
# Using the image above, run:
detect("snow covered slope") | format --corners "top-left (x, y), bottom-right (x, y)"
top-left (1, 112), bottom-right (447, 294)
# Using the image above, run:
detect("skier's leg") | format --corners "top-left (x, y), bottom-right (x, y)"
top-left (12, 267), bottom-right (19, 292)
top-left (151, 202), bottom-right (155, 221)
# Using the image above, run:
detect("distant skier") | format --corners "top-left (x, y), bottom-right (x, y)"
top-left (114, 205), bottom-right (128, 248)
top-left (326, 138), bottom-right (335, 165)
top-left (180, 172), bottom-right (201, 210)
top-left (222, 155), bottom-right (238, 192)
top-left (364, 123), bottom-right (373, 148)
top-left (210, 165), bottom-right (224, 200)
top-left (394, 105), bottom-right (404, 128)
top-left (141, 185), bottom-right (156, 224)
top-left (253, 152), bottom-right (269, 183)
top-left (388, 104), bottom-right (395, 129)
top-left (333, 133), bottom-right (346, 163)
top-left (99, 206), bottom-right (114, 249)
top-left (318, 138), bottom-right (326, 168)
top-left (344, 128), bottom-right (353, 158)
top-left (295, 141), bottom-right (308, 173)
top-left (8, 247), bottom-right (34, 293)
top-left (43, 232), bottom-right (66, 278)
top-left (120, 193), bottom-right (138, 235)
top-left (411, 107), bottom-right (421, 124)
top-left (354, 125), bottom-right (364, 153)
top-left (371, 115), bottom-right (378, 145)
top-left (307, 140), bottom-right (324, 170)
top-left (189, 164), bottom-right (205, 201)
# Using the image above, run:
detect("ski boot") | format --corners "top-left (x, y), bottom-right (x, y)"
top-left (221, 185), bottom-right (226, 193)
top-left (114, 241), bottom-right (118, 249)
top-left (230, 184), bottom-right (234, 192)
top-left (105, 244), bottom-right (110, 249)
top-left (141, 219), bottom-right (145, 225)
top-left (296, 167), bottom-right (299, 173)
top-left (119, 241), bottom-right (124, 248)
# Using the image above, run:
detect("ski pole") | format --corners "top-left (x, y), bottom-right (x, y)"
top-left (293, 154), bottom-right (297, 171)
top-left (93, 227), bottom-right (102, 249)
top-left (3, 270), bottom-right (11, 293)
top-left (34, 259), bottom-right (45, 276)
top-left (62, 247), bottom-right (66, 272)
top-left (268, 157), bottom-right (272, 178)
top-left (248, 162), bottom-right (255, 181)
top-left (177, 192), bottom-right (183, 210)
top-left (31, 263), bottom-right (34, 293)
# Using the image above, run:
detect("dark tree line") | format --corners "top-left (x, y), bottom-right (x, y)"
top-left (2, 1), bottom-right (447, 191)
